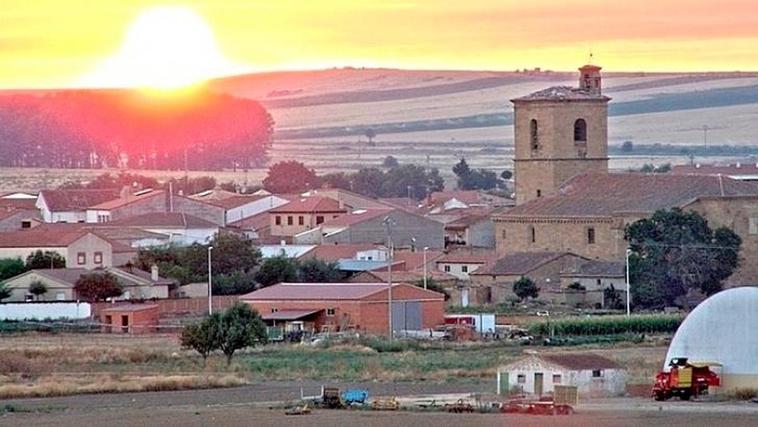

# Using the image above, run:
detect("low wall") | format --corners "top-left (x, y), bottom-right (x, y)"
top-left (92, 296), bottom-right (238, 318)
top-left (0, 302), bottom-right (92, 320)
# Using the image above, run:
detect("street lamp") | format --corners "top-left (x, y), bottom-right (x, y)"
top-left (625, 248), bottom-right (632, 316)
top-left (208, 246), bottom-right (214, 315)
top-left (382, 216), bottom-right (395, 340)
top-left (423, 247), bottom-right (429, 290)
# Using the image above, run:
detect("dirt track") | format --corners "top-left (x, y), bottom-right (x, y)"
top-left (2, 382), bottom-right (757, 427)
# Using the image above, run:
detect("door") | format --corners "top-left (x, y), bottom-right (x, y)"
top-left (534, 373), bottom-right (544, 396)
top-left (121, 315), bottom-right (130, 333)
top-left (461, 288), bottom-right (470, 307)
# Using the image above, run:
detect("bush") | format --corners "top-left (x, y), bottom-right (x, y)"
top-left (528, 314), bottom-right (684, 336)
top-left (731, 388), bottom-right (757, 401)
top-left (514, 277), bottom-right (539, 301)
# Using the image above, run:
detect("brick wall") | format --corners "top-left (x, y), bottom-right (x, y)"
top-left (92, 295), bottom-right (238, 318)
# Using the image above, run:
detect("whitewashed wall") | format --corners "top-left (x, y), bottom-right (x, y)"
top-left (0, 302), bottom-right (91, 320)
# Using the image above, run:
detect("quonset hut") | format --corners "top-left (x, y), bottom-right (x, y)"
top-left (665, 287), bottom-right (758, 392)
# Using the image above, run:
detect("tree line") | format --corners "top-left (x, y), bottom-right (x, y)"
top-left (0, 90), bottom-right (273, 170)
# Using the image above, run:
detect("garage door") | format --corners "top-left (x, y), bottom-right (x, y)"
top-left (391, 301), bottom-right (422, 332)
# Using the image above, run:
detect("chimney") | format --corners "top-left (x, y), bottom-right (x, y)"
top-left (151, 264), bottom-right (159, 282)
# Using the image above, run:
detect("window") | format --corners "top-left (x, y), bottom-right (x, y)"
top-left (592, 369), bottom-right (604, 378)
top-left (287, 216), bottom-right (293, 226)
top-left (77, 252), bottom-right (86, 265)
top-left (316, 216), bottom-right (325, 225)
top-left (528, 226), bottom-right (536, 243)
top-left (749, 217), bottom-right (758, 234)
top-left (444, 265), bottom-right (451, 272)
top-left (574, 119), bottom-right (587, 142)
top-left (461, 265), bottom-right (469, 273)
top-left (298, 216), bottom-right (304, 225)
top-left (553, 374), bottom-right (562, 384)
top-left (21, 221), bottom-right (31, 229)
top-left (596, 279), bottom-right (602, 287)
top-left (271, 308), bottom-right (279, 313)
top-left (326, 308), bottom-right (336, 316)
top-left (536, 189), bottom-right (542, 198)
top-left (501, 229), bottom-right (507, 239)
top-left (25, 294), bottom-right (34, 302)
top-left (587, 227), bottom-right (596, 244)
top-left (530, 119), bottom-right (539, 150)
top-left (56, 292), bottom-right (65, 301)
top-left (94, 252), bottom-right (103, 265)
top-left (275, 216), bottom-right (281, 226)
top-left (517, 374), bottom-right (526, 384)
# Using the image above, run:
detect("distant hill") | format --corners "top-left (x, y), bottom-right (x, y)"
top-left (208, 68), bottom-right (758, 173)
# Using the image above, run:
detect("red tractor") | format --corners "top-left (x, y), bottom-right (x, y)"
top-left (652, 357), bottom-right (721, 401)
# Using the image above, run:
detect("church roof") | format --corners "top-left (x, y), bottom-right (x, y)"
top-left (497, 173), bottom-right (758, 218)
top-left (512, 86), bottom-right (610, 102)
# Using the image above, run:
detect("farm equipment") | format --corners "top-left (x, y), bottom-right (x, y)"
top-left (341, 389), bottom-right (369, 406)
top-left (500, 399), bottom-right (574, 415)
top-left (371, 396), bottom-right (400, 410)
top-left (284, 404), bottom-right (311, 415)
top-left (444, 399), bottom-right (475, 413)
top-left (320, 387), bottom-right (345, 409)
top-left (652, 357), bottom-right (721, 401)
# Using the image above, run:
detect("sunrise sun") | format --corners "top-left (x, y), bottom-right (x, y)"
top-left (79, 6), bottom-right (243, 89)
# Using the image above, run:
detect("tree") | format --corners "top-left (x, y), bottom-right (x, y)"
top-left (29, 280), bottom-right (48, 300)
top-left (320, 172), bottom-right (352, 190)
top-left (0, 258), bottom-right (27, 281)
top-left (625, 208), bottom-right (741, 309)
top-left (452, 158), bottom-right (471, 178)
top-left (297, 258), bottom-right (344, 283)
top-left (212, 272), bottom-right (256, 295)
top-left (513, 276), bottom-right (539, 301)
top-left (603, 284), bottom-right (624, 309)
top-left (414, 277), bottom-right (449, 300)
top-left (180, 314), bottom-right (222, 365)
top-left (263, 160), bottom-right (319, 193)
top-left (208, 232), bottom-right (261, 277)
top-left (255, 255), bottom-right (298, 287)
top-left (453, 158), bottom-right (500, 190)
top-left (620, 140), bottom-right (634, 153)
top-left (500, 170), bottom-right (513, 181)
top-left (351, 168), bottom-right (387, 198)
top-left (0, 283), bottom-right (11, 302)
top-left (216, 303), bottom-right (267, 365)
top-left (364, 128), bottom-right (377, 146)
top-left (382, 155), bottom-right (399, 169)
top-left (25, 251), bottom-right (66, 269)
top-left (74, 272), bottom-right (123, 302)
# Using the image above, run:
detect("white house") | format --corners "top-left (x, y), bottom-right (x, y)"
top-left (0, 229), bottom-right (114, 269)
top-left (36, 189), bottom-right (119, 223)
top-left (497, 353), bottom-right (627, 398)
top-left (104, 212), bottom-right (219, 245)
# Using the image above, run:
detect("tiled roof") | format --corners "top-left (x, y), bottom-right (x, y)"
top-left (241, 283), bottom-right (402, 300)
top-left (31, 267), bottom-right (174, 286)
top-left (320, 208), bottom-right (392, 228)
top-left (392, 250), bottom-right (445, 270)
top-left (107, 213), bottom-right (217, 228)
top-left (39, 189), bottom-right (120, 211)
top-left (445, 212), bottom-right (494, 228)
top-left (100, 304), bottom-right (159, 313)
top-left (498, 173), bottom-right (758, 218)
top-left (0, 198), bottom-right (37, 210)
top-left (229, 211), bottom-right (270, 230)
top-left (429, 190), bottom-right (486, 206)
top-left (299, 244), bottom-right (381, 262)
top-left (357, 269), bottom-right (457, 283)
top-left (32, 268), bottom-right (89, 284)
top-left (539, 353), bottom-right (620, 370)
top-left (562, 260), bottom-right (624, 278)
top-left (671, 162), bottom-right (758, 176)
top-left (437, 249), bottom-right (496, 265)
top-left (270, 196), bottom-right (345, 214)
top-left (88, 189), bottom-right (164, 210)
top-left (513, 86), bottom-right (611, 102)
top-left (262, 309), bottom-right (322, 321)
top-left (473, 252), bottom-right (582, 276)
top-left (0, 229), bottom-right (91, 247)
top-left (198, 195), bottom-right (267, 209)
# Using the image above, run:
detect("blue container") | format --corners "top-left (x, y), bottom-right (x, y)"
top-left (341, 389), bottom-right (369, 404)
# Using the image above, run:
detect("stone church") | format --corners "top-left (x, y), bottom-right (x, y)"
top-left (492, 65), bottom-right (758, 287)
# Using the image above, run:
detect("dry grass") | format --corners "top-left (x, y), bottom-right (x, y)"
top-left (0, 374), bottom-right (245, 399)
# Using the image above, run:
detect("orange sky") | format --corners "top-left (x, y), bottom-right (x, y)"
top-left (2, 0), bottom-right (758, 88)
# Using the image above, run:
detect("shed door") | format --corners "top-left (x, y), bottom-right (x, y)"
top-left (461, 289), bottom-right (469, 307)
top-left (391, 301), bottom-right (422, 333)
top-left (534, 373), bottom-right (544, 396)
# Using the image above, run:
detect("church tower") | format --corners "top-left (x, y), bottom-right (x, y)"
top-left (511, 64), bottom-right (610, 205)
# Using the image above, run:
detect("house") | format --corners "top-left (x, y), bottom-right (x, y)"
top-left (239, 282), bottom-right (445, 335)
top-left (295, 208), bottom-right (445, 249)
top-left (269, 196), bottom-right (347, 237)
top-left (190, 190), bottom-right (290, 225)
top-left (259, 244), bottom-right (316, 259)
top-left (104, 212), bottom-right (220, 245)
top-left (301, 188), bottom-right (393, 210)
top-left (228, 211), bottom-right (272, 242)
top-left (444, 213), bottom-right (496, 248)
top-left (0, 229), bottom-right (115, 268)
top-left (298, 243), bottom-right (382, 263)
top-left (85, 189), bottom-right (228, 226)
top-left (560, 260), bottom-right (626, 308)
top-left (0, 191), bottom-right (38, 210)
top-left (1, 266), bottom-right (174, 302)
top-left (0, 208), bottom-right (40, 232)
top-left (36, 189), bottom-right (120, 223)
top-left (100, 304), bottom-right (160, 334)
top-left (436, 248), bottom-right (497, 280)
top-left (426, 190), bottom-right (512, 215)
top-left (671, 162), bottom-right (758, 181)
top-left (497, 353), bottom-right (627, 397)
top-left (470, 252), bottom-right (589, 305)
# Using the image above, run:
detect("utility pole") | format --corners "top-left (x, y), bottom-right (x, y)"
top-left (625, 248), bottom-right (632, 316)
top-left (423, 247), bottom-right (429, 290)
top-left (383, 216), bottom-right (395, 340)
top-left (702, 125), bottom-right (710, 151)
top-left (208, 246), bottom-right (214, 315)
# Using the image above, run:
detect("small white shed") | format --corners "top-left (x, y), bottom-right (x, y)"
top-left (497, 353), bottom-right (627, 398)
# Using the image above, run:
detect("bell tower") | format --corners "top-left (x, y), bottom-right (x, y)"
top-left (511, 65), bottom-right (611, 205)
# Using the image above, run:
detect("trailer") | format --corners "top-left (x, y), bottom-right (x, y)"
top-left (652, 358), bottom-right (721, 401)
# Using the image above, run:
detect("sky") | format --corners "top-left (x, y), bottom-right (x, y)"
top-left (2, 0), bottom-right (758, 88)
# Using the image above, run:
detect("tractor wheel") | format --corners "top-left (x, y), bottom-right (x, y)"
top-left (654, 392), bottom-right (667, 401)
top-left (680, 391), bottom-right (691, 401)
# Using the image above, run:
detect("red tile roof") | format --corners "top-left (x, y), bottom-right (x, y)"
top-left (271, 196), bottom-right (345, 214)
top-left (107, 213), bottom-right (217, 228)
top-left (498, 173), bottom-right (758, 218)
top-left (538, 353), bottom-right (620, 370)
top-left (88, 189), bottom-right (164, 210)
top-left (0, 229), bottom-right (93, 247)
top-left (299, 244), bottom-right (380, 262)
top-left (320, 208), bottom-right (392, 227)
top-left (240, 282), bottom-right (443, 301)
top-left (473, 252), bottom-right (584, 276)
top-left (671, 162), bottom-right (758, 176)
top-left (229, 211), bottom-right (270, 230)
top-left (199, 195), bottom-right (267, 209)
top-left (437, 249), bottom-right (496, 265)
top-left (393, 250), bottom-right (445, 270)
top-left (513, 86), bottom-right (611, 102)
top-left (39, 189), bottom-right (120, 211)
top-left (0, 198), bottom-right (37, 210)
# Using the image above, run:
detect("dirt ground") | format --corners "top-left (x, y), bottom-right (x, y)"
top-left (2, 389), bottom-right (757, 427)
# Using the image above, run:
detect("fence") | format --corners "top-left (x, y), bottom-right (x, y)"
top-left (0, 301), bottom-right (91, 320)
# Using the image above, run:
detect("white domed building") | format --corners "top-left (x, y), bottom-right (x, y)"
top-left (665, 287), bottom-right (758, 391)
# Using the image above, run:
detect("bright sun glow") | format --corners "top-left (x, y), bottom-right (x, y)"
top-left (79, 6), bottom-right (244, 89)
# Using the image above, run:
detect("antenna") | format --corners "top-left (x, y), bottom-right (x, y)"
top-left (588, 51), bottom-right (594, 65)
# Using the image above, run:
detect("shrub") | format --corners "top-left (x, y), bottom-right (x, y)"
top-left (528, 314), bottom-right (684, 336)
top-left (731, 388), bottom-right (757, 401)
top-left (514, 277), bottom-right (539, 301)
